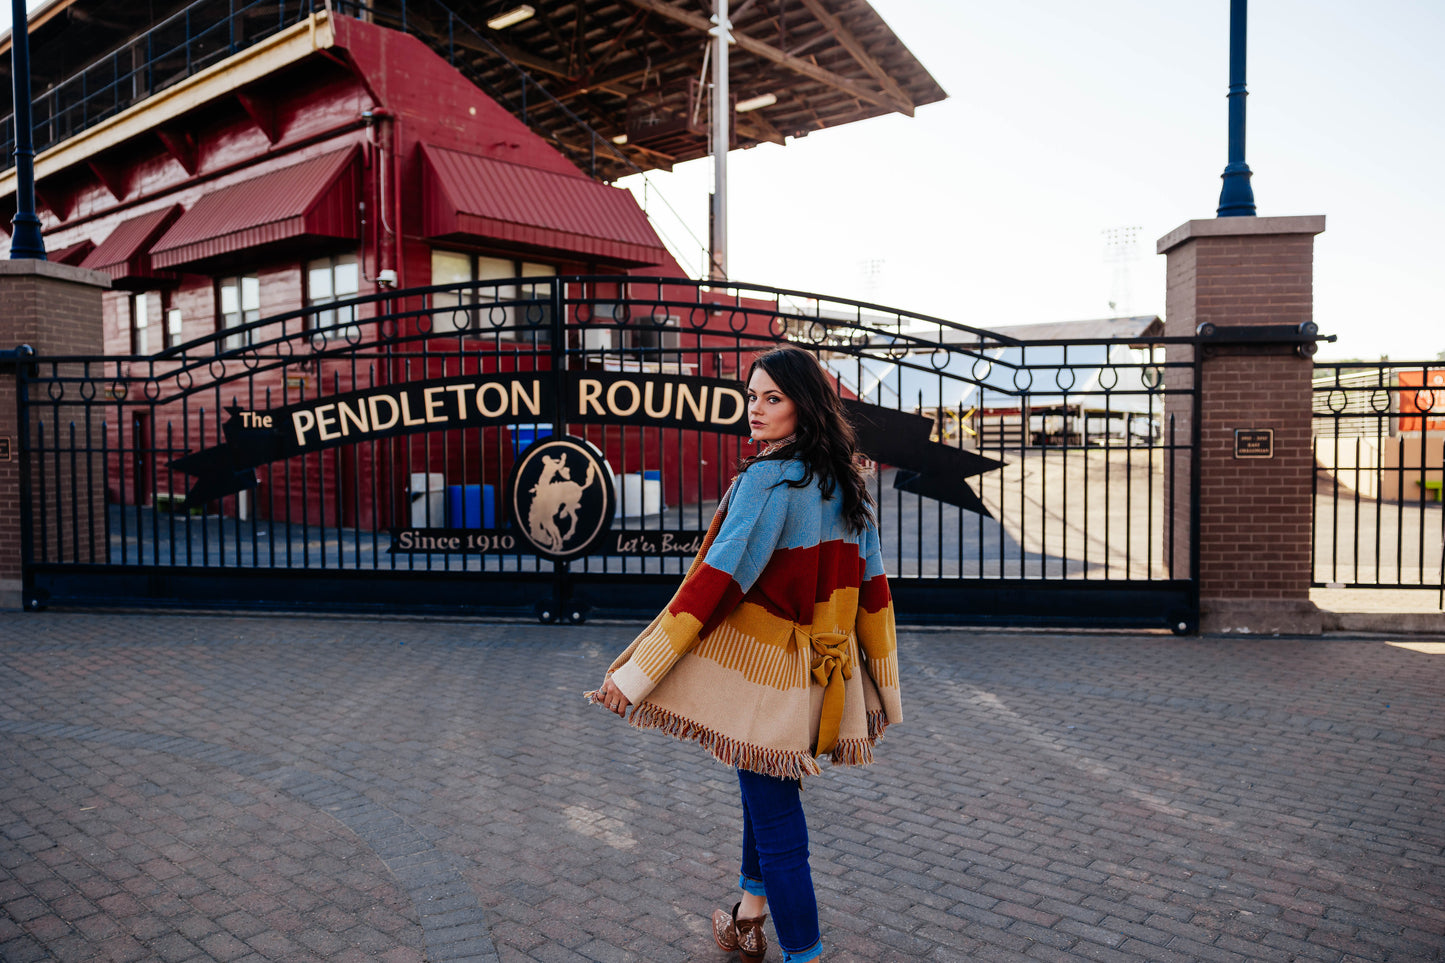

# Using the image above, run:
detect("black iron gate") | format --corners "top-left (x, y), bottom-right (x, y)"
top-left (13, 278), bottom-right (1200, 629)
top-left (1312, 361), bottom-right (1445, 607)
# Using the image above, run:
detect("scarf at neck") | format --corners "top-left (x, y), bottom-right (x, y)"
top-left (758, 434), bottom-right (797, 456)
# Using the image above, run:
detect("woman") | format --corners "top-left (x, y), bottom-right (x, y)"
top-left (590, 345), bottom-right (901, 962)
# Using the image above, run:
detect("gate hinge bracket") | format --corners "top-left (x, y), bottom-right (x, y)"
top-left (1195, 323), bottom-right (1335, 358)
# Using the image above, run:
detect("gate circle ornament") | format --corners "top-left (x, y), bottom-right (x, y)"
top-left (506, 435), bottom-right (616, 562)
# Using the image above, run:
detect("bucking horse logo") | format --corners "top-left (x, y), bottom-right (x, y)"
top-left (524, 453), bottom-right (601, 553)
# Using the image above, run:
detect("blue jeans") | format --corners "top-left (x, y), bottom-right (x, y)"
top-left (736, 769), bottom-right (822, 963)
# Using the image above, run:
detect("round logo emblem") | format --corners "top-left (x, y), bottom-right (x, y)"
top-left (507, 434), bottom-right (616, 560)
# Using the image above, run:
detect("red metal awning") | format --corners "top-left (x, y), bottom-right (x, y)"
top-left (150, 146), bottom-right (359, 270)
top-left (80, 204), bottom-right (181, 287)
top-left (420, 144), bottom-right (668, 267)
top-left (47, 238), bottom-right (96, 265)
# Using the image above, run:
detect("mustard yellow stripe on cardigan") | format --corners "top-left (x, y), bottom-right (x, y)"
top-left (694, 621), bottom-right (809, 691)
top-left (867, 656), bottom-right (898, 689)
top-left (632, 610), bottom-right (703, 681)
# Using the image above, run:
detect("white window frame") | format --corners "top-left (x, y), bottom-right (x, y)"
top-left (128, 292), bottom-right (151, 355)
top-left (218, 274), bottom-right (261, 351)
top-left (306, 253), bottom-right (361, 342)
top-left (428, 249), bottom-right (558, 341)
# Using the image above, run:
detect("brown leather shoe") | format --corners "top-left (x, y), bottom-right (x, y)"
top-left (712, 901), bottom-right (768, 960)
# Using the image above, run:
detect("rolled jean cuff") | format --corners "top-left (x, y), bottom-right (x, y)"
top-left (737, 872), bottom-right (767, 897)
top-left (781, 937), bottom-right (822, 962)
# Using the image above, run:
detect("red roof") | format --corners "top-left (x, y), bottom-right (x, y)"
top-left (150, 146), bottom-right (359, 270)
top-left (420, 144), bottom-right (668, 267)
top-left (80, 204), bottom-right (181, 286)
top-left (47, 238), bottom-right (96, 265)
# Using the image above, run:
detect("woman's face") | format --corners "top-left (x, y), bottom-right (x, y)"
top-left (747, 366), bottom-right (798, 443)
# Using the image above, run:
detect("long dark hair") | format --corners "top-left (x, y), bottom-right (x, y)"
top-left (741, 345), bottom-right (875, 533)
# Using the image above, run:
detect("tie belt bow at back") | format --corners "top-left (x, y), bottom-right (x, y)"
top-left (793, 627), bottom-right (853, 756)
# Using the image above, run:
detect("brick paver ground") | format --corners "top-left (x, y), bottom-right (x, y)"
top-left (1, 613), bottom-right (1442, 962)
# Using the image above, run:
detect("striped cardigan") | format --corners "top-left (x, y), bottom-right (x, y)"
top-left (592, 456), bottom-right (901, 780)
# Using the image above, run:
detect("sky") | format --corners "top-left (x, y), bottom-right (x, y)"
top-left (616, 0), bottom-right (1445, 362)
top-left (4, 0), bottom-right (1441, 361)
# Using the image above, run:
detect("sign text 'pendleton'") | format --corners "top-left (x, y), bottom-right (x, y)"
top-left (280, 372), bottom-right (747, 450)
top-left (290, 378), bottom-right (544, 448)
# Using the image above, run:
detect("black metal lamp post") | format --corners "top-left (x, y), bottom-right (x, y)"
top-left (1216, 0), bottom-right (1256, 217)
top-left (9, 0), bottom-right (46, 258)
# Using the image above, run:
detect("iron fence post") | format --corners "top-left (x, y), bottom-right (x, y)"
top-left (1188, 338), bottom-right (1204, 632)
top-left (549, 277), bottom-right (569, 618)
top-left (8, 345), bottom-right (38, 609)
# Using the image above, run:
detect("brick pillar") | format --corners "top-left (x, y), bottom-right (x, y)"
top-left (1157, 215), bottom-right (1326, 634)
top-left (0, 260), bottom-right (111, 610)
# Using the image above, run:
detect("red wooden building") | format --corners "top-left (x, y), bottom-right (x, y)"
top-left (1, 1), bottom-right (943, 529)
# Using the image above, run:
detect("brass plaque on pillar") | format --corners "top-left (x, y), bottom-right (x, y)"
top-left (0, 436), bottom-right (10, 461)
top-left (1234, 428), bottom-right (1273, 459)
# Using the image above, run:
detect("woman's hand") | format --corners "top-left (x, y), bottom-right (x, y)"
top-left (597, 677), bottom-right (632, 718)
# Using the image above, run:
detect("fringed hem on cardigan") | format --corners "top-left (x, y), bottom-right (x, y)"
top-left (867, 708), bottom-right (890, 743)
top-left (586, 692), bottom-right (889, 780)
top-left (627, 700), bottom-right (824, 779)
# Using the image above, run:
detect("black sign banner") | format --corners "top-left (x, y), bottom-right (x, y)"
top-left (169, 369), bottom-right (1006, 517)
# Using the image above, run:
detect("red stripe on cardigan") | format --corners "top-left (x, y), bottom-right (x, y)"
top-left (747, 541), bottom-right (867, 623)
top-left (668, 540), bottom-right (882, 634)
top-left (859, 572), bottom-right (892, 612)
top-left (669, 564), bottom-right (746, 639)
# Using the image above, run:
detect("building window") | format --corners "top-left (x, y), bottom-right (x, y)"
top-left (218, 275), bottom-right (260, 351)
top-left (429, 250), bottom-right (557, 340)
top-left (306, 254), bottom-right (361, 342)
top-left (166, 308), bottom-right (184, 350)
top-left (431, 250), bottom-right (474, 332)
top-left (128, 292), bottom-right (152, 355)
